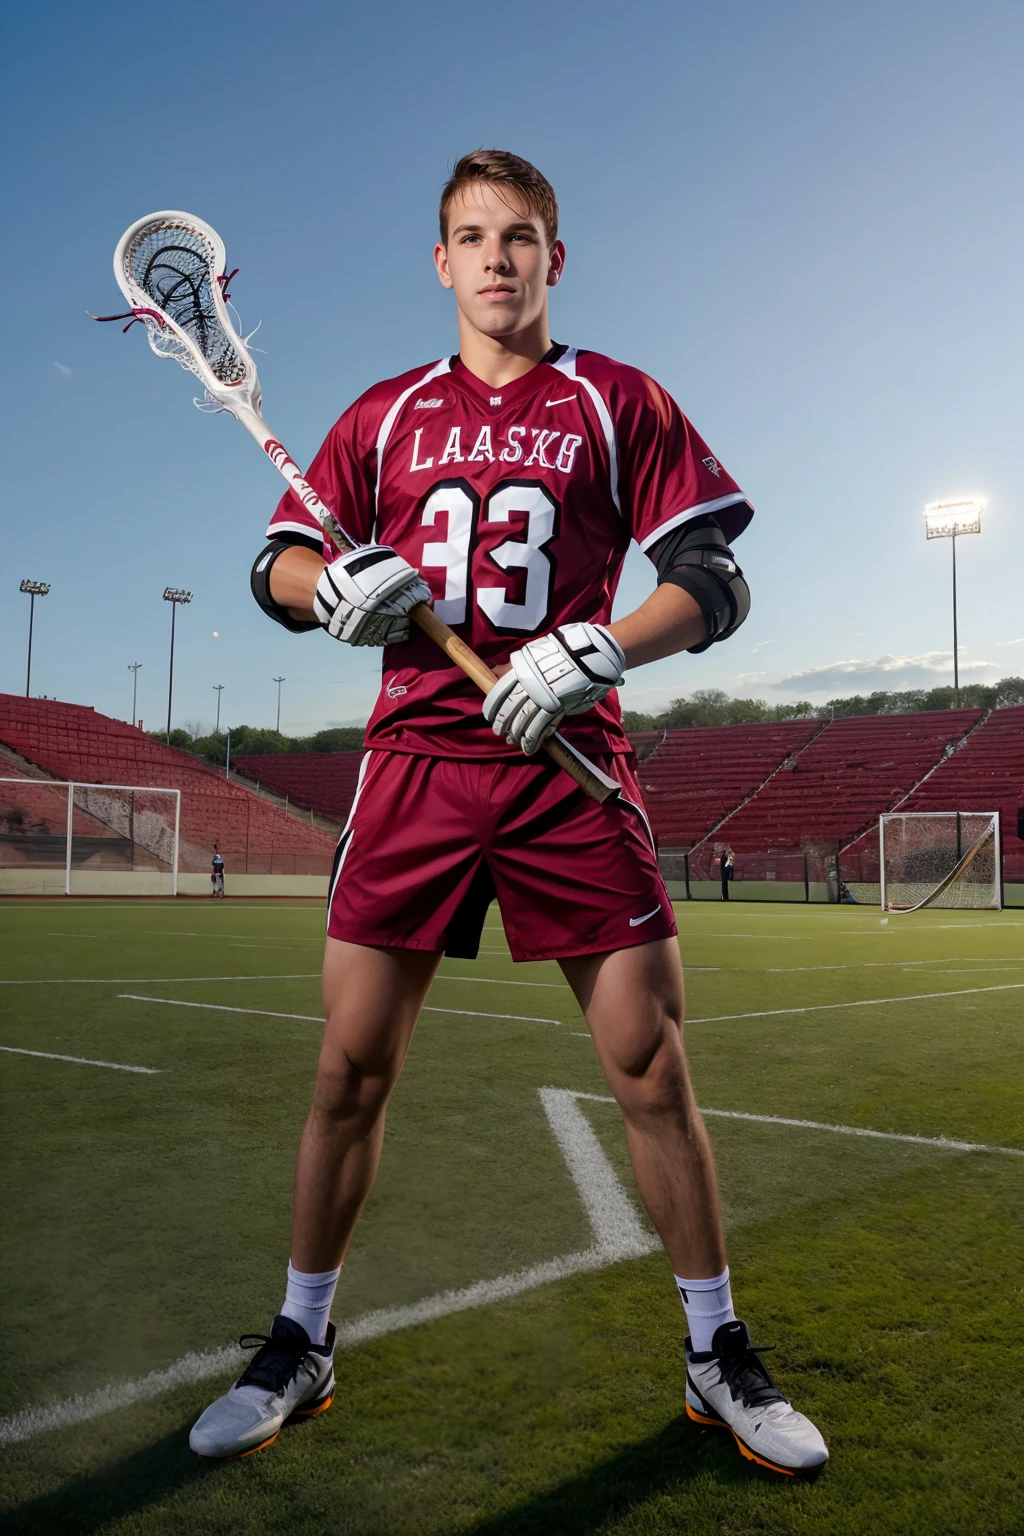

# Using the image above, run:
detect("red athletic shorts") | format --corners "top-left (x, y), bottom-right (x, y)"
top-left (326, 750), bottom-right (676, 962)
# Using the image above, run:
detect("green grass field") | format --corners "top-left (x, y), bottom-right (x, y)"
top-left (1, 898), bottom-right (1023, 1535)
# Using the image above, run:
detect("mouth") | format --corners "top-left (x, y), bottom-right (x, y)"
top-left (478, 284), bottom-right (516, 301)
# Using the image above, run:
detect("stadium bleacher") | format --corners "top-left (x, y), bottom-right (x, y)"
top-left (637, 720), bottom-right (823, 848)
top-left (841, 706), bottom-right (1024, 885)
top-left (4, 694), bottom-right (1018, 894)
top-left (0, 696), bottom-right (337, 875)
top-left (704, 709), bottom-right (984, 858)
top-left (234, 752), bottom-right (365, 824)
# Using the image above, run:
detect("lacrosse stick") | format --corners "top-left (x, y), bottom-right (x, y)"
top-left (95, 210), bottom-right (617, 804)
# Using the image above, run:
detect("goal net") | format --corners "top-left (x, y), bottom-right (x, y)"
top-left (0, 779), bottom-right (180, 896)
top-left (880, 811), bottom-right (1001, 913)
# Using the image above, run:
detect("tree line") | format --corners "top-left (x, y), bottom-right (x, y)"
top-left (622, 677), bottom-right (1024, 732)
top-left (156, 676), bottom-right (1024, 760)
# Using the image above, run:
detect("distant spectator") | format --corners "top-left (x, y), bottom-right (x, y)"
top-left (211, 848), bottom-right (226, 899)
top-left (721, 847), bottom-right (735, 901)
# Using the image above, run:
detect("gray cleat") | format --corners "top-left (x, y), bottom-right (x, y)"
top-left (685, 1318), bottom-right (828, 1480)
top-left (189, 1315), bottom-right (336, 1459)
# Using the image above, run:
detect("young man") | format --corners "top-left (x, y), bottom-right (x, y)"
top-left (190, 151), bottom-right (828, 1479)
top-left (211, 848), bottom-right (225, 899)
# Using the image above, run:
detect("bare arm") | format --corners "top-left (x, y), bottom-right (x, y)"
top-left (606, 583), bottom-right (708, 669)
top-left (269, 544), bottom-right (325, 623)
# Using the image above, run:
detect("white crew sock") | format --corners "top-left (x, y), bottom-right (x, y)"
top-left (280, 1261), bottom-right (341, 1347)
top-left (675, 1267), bottom-right (736, 1353)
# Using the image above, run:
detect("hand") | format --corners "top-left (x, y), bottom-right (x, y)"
top-left (482, 622), bottom-right (626, 754)
top-left (313, 545), bottom-right (432, 646)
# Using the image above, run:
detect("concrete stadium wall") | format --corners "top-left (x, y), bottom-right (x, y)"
top-left (0, 871), bottom-right (329, 898)
top-left (665, 880), bottom-right (826, 902)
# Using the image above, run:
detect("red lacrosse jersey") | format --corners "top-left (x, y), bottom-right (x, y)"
top-left (267, 345), bottom-right (753, 760)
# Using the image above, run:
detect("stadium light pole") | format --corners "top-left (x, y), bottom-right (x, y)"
top-left (19, 580), bottom-right (50, 697)
top-left (128, 662), bottom-right (142, 726)
top-left (273, 676), bottom-right (286, 733)
top-left (162, 587), bottom-right (193, 743)
top-left (923, 499), bottom-right (984, 707)
top-left (213, 683), bottom-right (224, 732)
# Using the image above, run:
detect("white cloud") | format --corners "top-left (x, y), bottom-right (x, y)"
top-left (771, 651), bottom-right (997, 694)
top-left (735, 671), bottom-right (768, 685)
top-left (993, 637), bottom-right (1024, 647)
top-left (53, 361), bottom-right (72, 376)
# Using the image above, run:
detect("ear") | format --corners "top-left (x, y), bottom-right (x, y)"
top-left (546, 239), bottom-right (566, 289)
top-left (434, 241), bottom-right (454, 291)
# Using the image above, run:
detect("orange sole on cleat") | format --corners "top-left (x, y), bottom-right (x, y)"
top-left (687, 1402), bottom-right (825, 1482)
top-left (290, 1391), bottom-right (334, 1420)
top-left (216, 1431), bottom-right (282, 1461)
top-left (685, 1402), bottom-right (722, 1428)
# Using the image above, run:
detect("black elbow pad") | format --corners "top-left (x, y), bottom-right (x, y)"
top-left (250, 542), bottom-right (320, 633)
top-left (651, 515), bottom-right (750, 653)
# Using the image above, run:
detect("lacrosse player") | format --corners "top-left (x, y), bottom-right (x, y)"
top-left (191, 150), bottom-right (827, 1479)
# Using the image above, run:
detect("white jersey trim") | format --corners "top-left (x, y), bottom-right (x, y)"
top-left (264, 517), bottom-right (325, 546)
top-left (552, 347), bottom-right (620, 514)
top-left (638, 492), bottom-right (751, 553)
top-left (374, 359), bottom-right (452, 507)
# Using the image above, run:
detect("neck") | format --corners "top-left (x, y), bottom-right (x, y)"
top-left (456, 310), bottom-right (552, 388)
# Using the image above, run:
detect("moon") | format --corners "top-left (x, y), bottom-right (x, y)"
top-left (212, 631), bottom-right (220, 638)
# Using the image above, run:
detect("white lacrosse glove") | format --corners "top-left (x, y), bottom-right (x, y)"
top-left (483, 623), bottom-right (626, 755)
top-left (313, 545), bottom-right (432, 646)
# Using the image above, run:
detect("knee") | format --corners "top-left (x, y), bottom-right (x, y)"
top-left (311, 1044), bottom-right (397, 1129)
top-left (610, 1028), bottom-right (695, 1123)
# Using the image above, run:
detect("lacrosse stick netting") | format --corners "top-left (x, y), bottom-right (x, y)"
top-left (96, 211), bottom-right (616, 802)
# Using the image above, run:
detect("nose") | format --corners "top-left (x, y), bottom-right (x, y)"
top-left (483, 239), bottom-right (510, 274)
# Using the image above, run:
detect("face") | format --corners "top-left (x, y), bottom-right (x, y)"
top-left (434, 183), bottom-right (565, 341)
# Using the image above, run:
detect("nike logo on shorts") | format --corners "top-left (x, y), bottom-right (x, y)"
top-left (629, 904), bottom-right (662, 927)
top-left (545, 394), bottom-right (577, 407)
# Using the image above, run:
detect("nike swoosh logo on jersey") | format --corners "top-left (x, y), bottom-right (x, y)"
top-left (629, 904), bottom-right (662, 927)
top-left (545, 394), bottom-right (577, 407)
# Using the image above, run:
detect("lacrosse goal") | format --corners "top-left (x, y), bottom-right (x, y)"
top-left (0, 779), bottom-right (180, 896)
top-left (880, 811), bottom-right (1001, 912)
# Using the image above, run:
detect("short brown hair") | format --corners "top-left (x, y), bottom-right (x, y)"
top-left (439, 150), bottom-right (559, 247)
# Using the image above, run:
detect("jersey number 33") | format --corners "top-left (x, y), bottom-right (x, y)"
top-left (420, 477), bottom-right (557, 635)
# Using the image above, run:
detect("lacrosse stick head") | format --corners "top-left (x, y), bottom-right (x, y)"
top-left (112, 211), bottom-right (262, 415)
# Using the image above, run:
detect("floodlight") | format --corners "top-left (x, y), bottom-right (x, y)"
top-left (923, 498), bottom-right (984, 540)
top-left (19, 579), bottom-right (50, 695)
top-left (923, 498), bottom-right (985, 704)
top-left (162, 588), bottom-right (193, 740)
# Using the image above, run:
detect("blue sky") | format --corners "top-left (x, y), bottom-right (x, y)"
top-left (2, 0), bottom-right (1022, 735)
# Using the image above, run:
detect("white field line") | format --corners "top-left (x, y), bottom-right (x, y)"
top-left (0, 974), bottom-right (321, 986)
top-left (697, 1107), bottom-right (1024, 1157)
top-left (921, 967), bottom-right (1024, 974)
top-left (0, 1045), bottom-right (158, 1075)
top-left (570, 1091), bottom-right (1024, 1159)
top-left (689, 980), bottom-right (1024, 1025)
top-left (764, 958), bottom-right (1024, 973)
top-left (117, 995), bottom-right (563, 1028)
top-left (0, 1088), bottom-right (653, 1447)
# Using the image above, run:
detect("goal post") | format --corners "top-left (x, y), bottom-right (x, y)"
top-left (879, 811), bottom-right (1001, 913)
top-left (0, 779), bottom-right (180, 896)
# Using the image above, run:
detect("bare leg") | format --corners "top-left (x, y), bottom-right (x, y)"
top-left (289, 939), bottom-right (441, 1273)
top-left (560, 936), bottom-right (726, 1279)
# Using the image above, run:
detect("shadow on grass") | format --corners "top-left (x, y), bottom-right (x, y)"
top-left (457, 1415), bottom-right (755, 1536)
top-left (2, 1424), bottom-right (213, 1536)
top-left (4, 1414), bottom-right (761, 1535)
